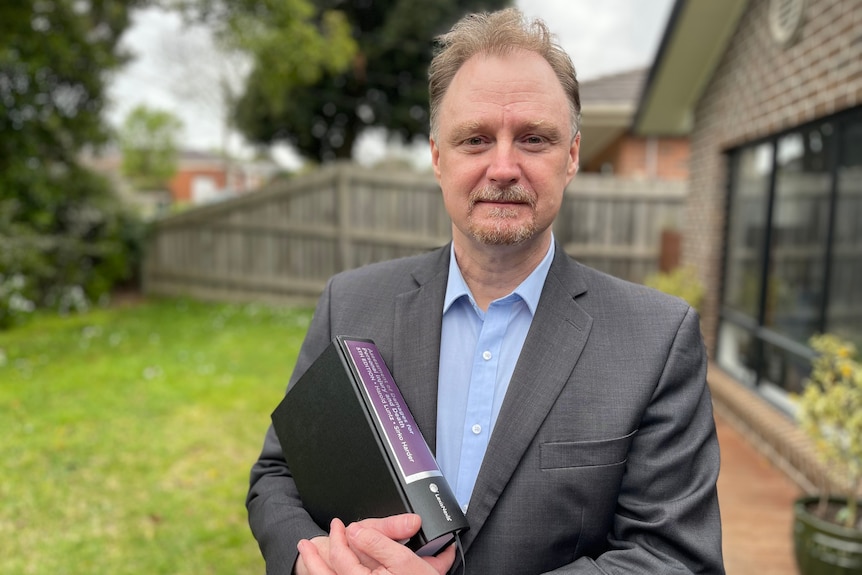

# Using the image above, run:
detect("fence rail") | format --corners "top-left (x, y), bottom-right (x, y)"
top-left (143, 163), bottom-right (686, 304)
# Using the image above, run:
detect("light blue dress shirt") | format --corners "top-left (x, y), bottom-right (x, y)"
top-left (436, 239), bottom-right (555, 511)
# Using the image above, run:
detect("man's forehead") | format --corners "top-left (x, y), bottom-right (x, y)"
top-left (455, 49), bottom-right (553, 79)
top-left (445, 51), bottom-right (565, 102)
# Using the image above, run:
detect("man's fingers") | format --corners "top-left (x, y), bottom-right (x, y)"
top-left (297, 539), bottom-right (336, 575)
top-left (346, 521), bottom-right (423, 573)
top-left (424, 544), bottom-right (458, 575)
top-left (355, 514), bottom-right (422, 542)
top-left (342, 516), bottom-right (457, 575)
top-left (328, 519), bottom-right (377, 574)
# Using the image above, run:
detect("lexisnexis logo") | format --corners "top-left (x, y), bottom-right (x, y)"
top-left (429, 483), bottom-right (452, 521)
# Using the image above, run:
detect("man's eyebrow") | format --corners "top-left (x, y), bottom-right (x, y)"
top-left (447, 121), bottom-right (483, 145)
top-left (524, 120), bottom-right (563, 142)
top-left (447, 119), bottom-right (565, 145)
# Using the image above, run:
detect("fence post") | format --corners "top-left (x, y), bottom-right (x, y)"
top-left (336, 163), bottom-right (353, 272)
top-left (659, 228), bottom-right (682, 272)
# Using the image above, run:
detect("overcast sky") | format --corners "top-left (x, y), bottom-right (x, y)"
top-left (107, 0), bottom-right (676, 167)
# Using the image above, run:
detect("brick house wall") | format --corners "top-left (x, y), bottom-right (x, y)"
top-left (583, 135), bottom-right (690, 180)
top-left (168, 167), bottom-right (227, 203)
top-left (685, 0), bottom-right (862, 354)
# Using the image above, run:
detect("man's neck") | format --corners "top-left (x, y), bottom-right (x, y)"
top-left (453, 232), bottom-right (552, 311)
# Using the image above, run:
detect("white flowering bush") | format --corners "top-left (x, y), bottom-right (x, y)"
top-left (796, 334), bottom-right (862, 530)
top-left (0, 274), bottom-right (35, 329)
top-left (1, 166), bottom-right (146, 330)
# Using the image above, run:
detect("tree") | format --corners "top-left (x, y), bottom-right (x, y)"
top-left (232, 0), bottom-right (511, 163)
top-left (0, 1), bottom-right (140, 171)
top-left (0, 0), bottom-right (147, 324)
top-left (149, 17), bottom-right (251, 161)
top-left (120, 105), bottom-right (183, 190)
top-left (168, 0), bottom-right (357, 139)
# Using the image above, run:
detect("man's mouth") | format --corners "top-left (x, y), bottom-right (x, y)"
top-left (469, 185), bottom-right (536, 210)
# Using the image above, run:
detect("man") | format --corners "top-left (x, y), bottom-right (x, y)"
top-left (248, 8), bottom-right (725, 575)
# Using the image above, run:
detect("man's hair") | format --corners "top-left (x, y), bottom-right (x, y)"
top-left (428, 8), bottom-right (581, 141)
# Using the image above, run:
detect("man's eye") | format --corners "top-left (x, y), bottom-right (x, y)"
top-left (466, 137), bottom-right (485, 146)
top-left (524, 135), bottom-right (545, 145)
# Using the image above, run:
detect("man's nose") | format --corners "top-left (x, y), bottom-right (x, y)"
top-left (487, 142), bottom-right (520, 186)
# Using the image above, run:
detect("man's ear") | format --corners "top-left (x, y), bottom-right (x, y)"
top-left (430, 136), bottom-right (442, 182)
top-left (566, 132), bottom-right (581, 184)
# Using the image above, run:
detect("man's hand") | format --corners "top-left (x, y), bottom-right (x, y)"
top-left (294, 514), bottom-right (417, 574)
top-left (295, 536), bottom-right (331, 575)
top-left (297, 515), bottom-right (456, 575)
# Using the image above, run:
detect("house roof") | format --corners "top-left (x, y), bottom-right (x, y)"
top-left (578, 68), bottom-right (648, 166)
top-left (581, 68), bottom-right (648, 105)
top-left (633, 0), bottom-right (748, 135)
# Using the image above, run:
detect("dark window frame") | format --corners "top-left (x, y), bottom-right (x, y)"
top-left (716, 106), bottom-right (861, 399)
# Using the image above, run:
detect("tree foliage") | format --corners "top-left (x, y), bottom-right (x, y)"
top-left (0, 1), bottom-right (139, 168)
top-left (231, 0), bottom-right (511, 162)
top-left (0, 0), bottom-right (147, 326)
top-left (120, 105), bottom-right (183, 190)
top-left (168, 0), bottom-right (357, 133)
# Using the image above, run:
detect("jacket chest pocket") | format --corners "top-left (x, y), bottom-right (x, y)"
top-left (540, 429), bottom-right (637, 470)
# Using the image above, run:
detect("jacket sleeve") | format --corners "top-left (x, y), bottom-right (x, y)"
top-left (246, 279), bottom-right (335, 575)
top-left (543, 307), bottom-right (725, 575)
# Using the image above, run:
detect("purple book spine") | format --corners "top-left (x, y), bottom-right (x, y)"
top-left (343, 339), bottom-right (441, 484)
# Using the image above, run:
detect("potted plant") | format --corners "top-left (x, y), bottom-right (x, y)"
top-left (792, 333), bottom-right (862, 575)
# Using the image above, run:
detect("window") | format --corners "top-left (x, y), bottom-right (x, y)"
top-left (717, 108), bottom-right (862, 398)
top-left (829, 120), bottom-right (862, 342)
top-left (767, 127), bottom-right (833, 342)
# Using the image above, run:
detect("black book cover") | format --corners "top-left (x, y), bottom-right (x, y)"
top-left (271, 336), bottom-right (469, 556)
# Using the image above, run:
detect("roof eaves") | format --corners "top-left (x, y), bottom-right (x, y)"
top-left (633, 0), bottom-right (748, 135)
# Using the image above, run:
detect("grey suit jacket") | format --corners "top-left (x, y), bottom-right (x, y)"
top-left (247, 244), bottom-right (725, 574)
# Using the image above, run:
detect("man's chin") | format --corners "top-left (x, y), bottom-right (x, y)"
top-left (468, 223), bottom-right (537, 246)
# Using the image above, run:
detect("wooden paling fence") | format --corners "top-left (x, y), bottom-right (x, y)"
top-left (142, 163), bottom-right (686, 304)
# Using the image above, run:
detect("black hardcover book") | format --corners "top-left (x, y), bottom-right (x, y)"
top-left (271, 336), bottom-right (469, 556)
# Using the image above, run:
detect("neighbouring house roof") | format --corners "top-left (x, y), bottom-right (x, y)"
top-left (578, 68), bottom-right (648, 167)
top-left (177, 150), bottom-right (228, 170)
top-left (634, 0), bottom-right (748, 135)
top-left (581, 68), bottom-right (648, 105)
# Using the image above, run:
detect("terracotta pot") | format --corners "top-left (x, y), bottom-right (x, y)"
top-left (793, 496), bottom-right (862, 575)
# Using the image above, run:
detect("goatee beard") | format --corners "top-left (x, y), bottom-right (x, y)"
top-left (467, 184), bottom-right (538, 245)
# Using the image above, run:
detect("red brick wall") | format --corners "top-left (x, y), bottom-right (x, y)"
top-left (168, 168), bottom-right (227, 202)
top-left (686, 0), bottom-right (862, 353)
top-left (619, 137), bottom-right (690, 180)
top-left (655, 138), bottom-right (691, 181)
top-left (583, 135), bottom-right (690, 180)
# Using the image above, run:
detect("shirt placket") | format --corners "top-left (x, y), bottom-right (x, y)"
top-left (454, 299), bottom-right (512, 508)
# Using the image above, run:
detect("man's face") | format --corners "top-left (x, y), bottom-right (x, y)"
top-left (430, 49), bottom-right (579, 248)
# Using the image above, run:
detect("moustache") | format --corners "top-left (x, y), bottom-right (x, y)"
top-left (468, 185), bottom-right (537, 210)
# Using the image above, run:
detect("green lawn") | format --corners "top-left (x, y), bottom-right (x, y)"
top-left (0, 297), bottom-right (313, 574)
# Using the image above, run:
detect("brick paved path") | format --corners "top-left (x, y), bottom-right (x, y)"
top-left (716, 413), bottom-right (802, 575)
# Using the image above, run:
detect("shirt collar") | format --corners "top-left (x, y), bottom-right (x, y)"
top-left (443, 237), bottom-right (555, 315)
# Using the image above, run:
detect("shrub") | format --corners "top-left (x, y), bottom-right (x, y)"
top-left (795, 334), bottom-right (862, 530)
top-left (0, 273), bottom-right (35, 329)
top-left (0, 166), bottom-right (146, 328)
top-left (643, 265), bottom-right (705, 313)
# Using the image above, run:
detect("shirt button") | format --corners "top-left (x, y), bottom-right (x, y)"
top-left (482, 350), bottom-right (492, 361)
top-left (471, 424), bottom-right (482, 435)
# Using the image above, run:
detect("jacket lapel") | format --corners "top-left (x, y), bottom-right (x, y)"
top-left (391, 247), bottom-right (450, 454)
top-left (460, 249), bottom-right (593, 550)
